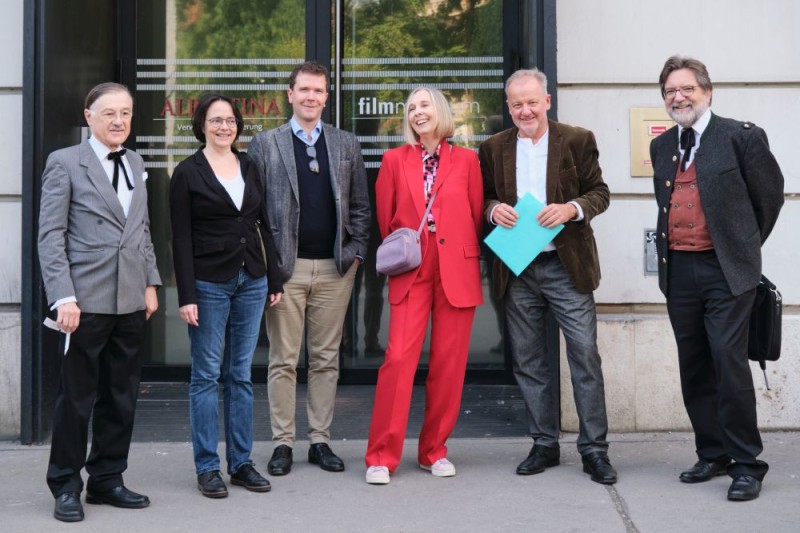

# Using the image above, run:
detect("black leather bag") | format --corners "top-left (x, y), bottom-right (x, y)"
top-left (748, 274), bottom-right (781, 389)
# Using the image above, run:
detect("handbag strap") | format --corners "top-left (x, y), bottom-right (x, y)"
top-left (416, 191), bottom-right (438, 236)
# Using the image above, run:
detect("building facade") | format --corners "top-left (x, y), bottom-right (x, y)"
top-left (2, 0), bottom-right (797, 441)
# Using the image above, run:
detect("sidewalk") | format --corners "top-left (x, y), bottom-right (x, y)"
top-left (1, 432), bottom-right (798, 532)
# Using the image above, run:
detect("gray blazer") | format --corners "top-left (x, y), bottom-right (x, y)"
top-left (38, 140), bottom-right (162, 314)
top-left (650, 113), bottom-right (784, 297)
top-left (248, 122), bottom-right (370, 285)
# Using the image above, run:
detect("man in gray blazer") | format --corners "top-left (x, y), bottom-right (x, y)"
top-left (248, 61), bottom-right (370, 476)
top-left (38, 83), bottom-right (161, 522)
top-left (651, 56), bottom-right (784, 501)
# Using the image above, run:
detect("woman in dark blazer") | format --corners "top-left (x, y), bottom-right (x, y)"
top-left (170, 93), bottom-right (282, 498)
top-left (364, 87), bottom-right (484, 484)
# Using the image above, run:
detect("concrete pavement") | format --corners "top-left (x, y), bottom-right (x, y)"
top-left (1, 432), bottom-right (799, 532)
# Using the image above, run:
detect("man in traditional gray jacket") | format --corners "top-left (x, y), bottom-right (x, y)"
top-left (248, 61), bottom-right (370, 476)
top-left (38, 83), bottom-right (161, 522)
top-left (650, 56), bottom-right (784, 501)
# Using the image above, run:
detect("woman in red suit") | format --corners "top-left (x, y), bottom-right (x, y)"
top-left (364, 87), bottom-right (484, 484)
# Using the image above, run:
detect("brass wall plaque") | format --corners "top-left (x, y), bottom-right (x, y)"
top-left (630, 108), bottom-right (674, 177)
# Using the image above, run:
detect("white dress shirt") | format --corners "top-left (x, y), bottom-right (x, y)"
top-left (89, 135), bottom-right (134, 217)
top-left (678, 107), bottom-right (712, 168)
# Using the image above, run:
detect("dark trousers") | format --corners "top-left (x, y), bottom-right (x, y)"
top-left (504, 252), bottom-right (609, 455)
top-left (46, 311), bottom-right (147, 497)
top-left (666, 250), bottom-right (768, 480)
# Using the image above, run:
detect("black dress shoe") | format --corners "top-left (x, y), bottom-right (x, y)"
top-left (308, 443), bottom-right (345, 472)
top-left (582, 451), bottom-right (618, 484)
top-left (85, 485), bottom-right (150, 508)
top-left (54, 492), bottom-right (84, 522)
top-left (728, 474), bottom-right (762, 501)
top-left (268, 445), bottom-right (293, 476)
top-left (231, 464), bottom-right (271, 493)
top-left (516, 444), bottom-right (560, 475)
top-left (197, 470), bottom-right (228, 498)
top-left (679, 459), bottom-right (730, 483)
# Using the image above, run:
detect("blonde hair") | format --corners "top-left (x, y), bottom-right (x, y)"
top-left (402, 87), bottom-right (455, 146)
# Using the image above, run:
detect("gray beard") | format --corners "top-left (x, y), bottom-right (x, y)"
top-left (668, 102), bottom-right (708, 128)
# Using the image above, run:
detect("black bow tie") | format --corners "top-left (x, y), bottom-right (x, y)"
top-left (679, 128), bottom-right (696, 171)
top-left (107, 149), bottom-right (134, 191)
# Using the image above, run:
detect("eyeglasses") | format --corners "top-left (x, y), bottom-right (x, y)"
top-left (664, 86), bottom-right (697, 99)
top-left (206, 117), bottom-right (238, 129)
top-left (306, 145), bottom-right (320, 173)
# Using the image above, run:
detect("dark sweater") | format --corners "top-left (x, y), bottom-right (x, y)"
top-left (292, 132), bottom-right (336, 259)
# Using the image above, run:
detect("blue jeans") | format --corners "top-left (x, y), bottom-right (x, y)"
top-left (188, 268), bottom-right (267, 475)
top-left (504, 252), bottom-right (609, 455)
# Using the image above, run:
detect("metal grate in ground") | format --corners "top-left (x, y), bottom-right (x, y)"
top-left (133, 383), bottom-right (529, 442)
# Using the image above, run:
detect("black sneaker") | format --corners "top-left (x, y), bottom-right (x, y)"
top-left (197, 470), bottom-right (228, 498)
top-left (231, 464), bottom-right (271, 493)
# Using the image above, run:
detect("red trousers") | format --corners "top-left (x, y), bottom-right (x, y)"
top-left (365, 238), bottom-right (476, 471)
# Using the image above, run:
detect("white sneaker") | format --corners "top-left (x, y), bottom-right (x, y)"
top-left (366, 466), bottom-right (390, 485)
top-left (420, 458), bottom-right (456, 477)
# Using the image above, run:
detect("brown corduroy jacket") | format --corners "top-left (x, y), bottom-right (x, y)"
top-left (479, 120), bottom-right (610, 298)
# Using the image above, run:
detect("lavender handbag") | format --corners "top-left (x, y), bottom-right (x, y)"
top-left (376, 191), bottom-right (437, 276)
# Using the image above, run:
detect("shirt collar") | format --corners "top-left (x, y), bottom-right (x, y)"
top-left (290, 116), bottom-right (323, 145)
top-left (421, 142), bottom-right (442, 162)
top-left (517, 126), bottom-right (549, 147)
top-left (88, 135), bottom-right (122, 159)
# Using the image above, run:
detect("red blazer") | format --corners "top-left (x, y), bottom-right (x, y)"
top-left (376, 140), bottom-right (484, 307)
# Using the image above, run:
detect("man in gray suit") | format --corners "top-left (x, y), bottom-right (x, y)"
top-left (248, 61), bottom-right (370, 476)
top-left (651, 56), bottom-right (784, 501)
top-left (38, 83), bottom-right (161, 522)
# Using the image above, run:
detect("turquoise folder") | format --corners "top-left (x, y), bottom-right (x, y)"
top-left (484, 193), bottom-right (564, 276)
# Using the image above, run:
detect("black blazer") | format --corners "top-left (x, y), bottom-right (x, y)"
top-left (170, 148), bottom-right (282, 306)
top-left (650, 113), bottom-right (784, 297)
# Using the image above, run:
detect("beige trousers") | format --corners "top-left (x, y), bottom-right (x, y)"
top-left (266, 258), bottom-right (357, 446)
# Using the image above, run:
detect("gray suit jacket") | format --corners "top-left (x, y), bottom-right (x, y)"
top-left (248, 122), bottom-right (370, 285)
top-left (650, 113), bottom-right (784, 296)
top-left (38, 140), bottom-right (162, 314)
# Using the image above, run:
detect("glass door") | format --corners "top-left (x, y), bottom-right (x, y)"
top-left (133, 0), bottom-right (516, 382)
top-left (336, 0), bottom-right (508, 380)
top-left (135, 0), bottom-right (306, 378)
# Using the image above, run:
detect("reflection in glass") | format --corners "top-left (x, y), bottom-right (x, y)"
top-left (134, 0), bottom-right (506, 374)
top-left (339, 0), bottom-right (505, 371)
top-left (136, 0), bottom-right (305, 367)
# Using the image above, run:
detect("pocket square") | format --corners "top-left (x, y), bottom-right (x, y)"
top-left (142, 171), bottom-right (148, 182)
